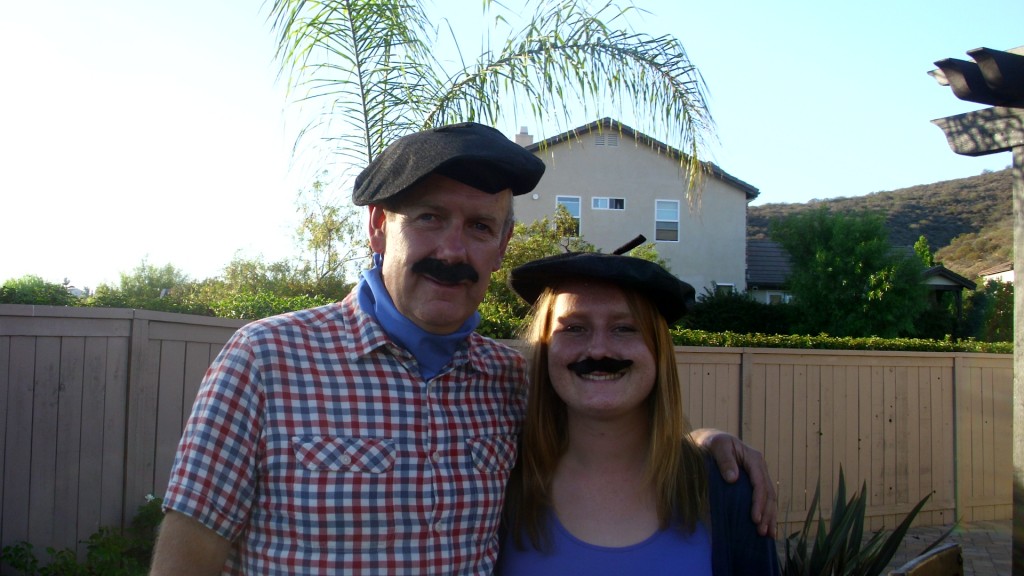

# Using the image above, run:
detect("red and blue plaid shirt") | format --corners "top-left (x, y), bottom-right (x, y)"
top-left (164, 293), bottom-right (526, 574)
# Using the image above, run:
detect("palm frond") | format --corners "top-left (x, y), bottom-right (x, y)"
top-left (425, 0), bottom-right (712, 204)
top-left (269, 0), bottom-right (440, 165)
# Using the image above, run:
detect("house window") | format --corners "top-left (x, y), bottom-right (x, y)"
top-left (592, 197), bottom-right (625, 210)
top-left (715, 283), bottom-right (735, 296)
top-left (768, 292), bottom-right (792, 305)
top-left (654, 200), bottom-right (679, 242)
top-left (556, 195), bottom-right (581, 237)
top-left (594, 132), bottom-right (619, 146)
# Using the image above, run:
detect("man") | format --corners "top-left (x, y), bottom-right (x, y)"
top-left (150, 122), bottom-right (775, 575)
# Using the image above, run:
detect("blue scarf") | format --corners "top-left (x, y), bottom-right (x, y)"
top-left (357, 254), bottom-right (479, 380)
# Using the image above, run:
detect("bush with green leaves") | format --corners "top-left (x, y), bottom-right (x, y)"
top-left (0, 275), bottom-right (77, 306)
top-left (206, 291), bottom-right (336, 320)
top-left (670, 328), bottom-right (1010, 354)
top-left (780, 469), bottom-right (948, 576)
top-left (770, 208), bottom-right (928, 338)
top-left (1, 497), bottom-right (163, 576)
top-left (682, 288), bottom-right (796, 335)
top-left (963, 279), bottom-right (1014, 343)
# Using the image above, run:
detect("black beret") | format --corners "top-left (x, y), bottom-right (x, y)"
top-left (352, 122), bottom-right (546, 206)
top-left (510, 252), bottom-right (696, 323)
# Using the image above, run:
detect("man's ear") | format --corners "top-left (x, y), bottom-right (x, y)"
top-left (368, 205), bottom-right (387, 253)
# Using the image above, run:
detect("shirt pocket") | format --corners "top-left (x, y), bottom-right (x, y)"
top-left (467, 434), bottom-right (517, 473)
top-left (293, 436), bottom-right (396, 473)
top-left (289, 436), bottom-right (396, 553)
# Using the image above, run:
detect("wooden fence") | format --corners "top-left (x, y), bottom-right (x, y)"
top-left (0, 304), bottom-right (1013, 557)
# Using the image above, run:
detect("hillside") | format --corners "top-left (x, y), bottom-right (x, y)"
top-left (747, 168), bottom-right (1014, 279)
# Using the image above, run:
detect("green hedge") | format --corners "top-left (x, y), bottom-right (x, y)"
top-left (671, 328), bottom-right (1011, 354)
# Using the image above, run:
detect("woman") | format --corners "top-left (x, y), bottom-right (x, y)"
top-left (498, 250), bottom-right (779, 575)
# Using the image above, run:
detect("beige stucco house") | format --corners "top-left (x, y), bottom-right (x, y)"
top-left (512, 118), bottom-right (759, 296)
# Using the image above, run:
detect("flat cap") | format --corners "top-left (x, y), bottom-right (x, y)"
top-left (353, 122), bottom-right (546, 206)
top-left (510, 252), bottom-right (696, 323)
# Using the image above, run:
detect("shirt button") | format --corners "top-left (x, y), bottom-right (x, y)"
top-left (431, 451), bottom-right (442, 463)
top-left (340, 454), bottom-right (352, 465)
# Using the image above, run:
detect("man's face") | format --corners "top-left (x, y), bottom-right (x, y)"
top-left (368, 173), bottom-right (513, 334)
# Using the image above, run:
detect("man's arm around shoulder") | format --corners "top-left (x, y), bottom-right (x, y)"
top-left (149, 510), bottom-right (231, 576)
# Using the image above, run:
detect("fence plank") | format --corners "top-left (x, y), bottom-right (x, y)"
top-left (806, 365), bottom-right (821, 515)
top-left (820, 366), bottom-right (837, 511)
top-left (77, 337), bottom-right (107, 554)
top-left (54, 337), bottom-right (85, 553)
top-left (717, 362), bottom-right (739, 435)
top-left (182, 342), bottom-right (213, 428)
top-left (124, 318), bottom-right (159, 526)
top-left (3, 338), bottom-right (35, 546)
top-left (0, 336), bottom-right (9, 546)
top-left (993, 365), bottom-right (1013, 503)
top-left (155, 340), bottom-right (187, 499)
top-left (29, 337), bottom-right (61, 547)
top-left (791, 363), bottom-right (807, 512)
top-left (101, 336), bottom-right (129, 528)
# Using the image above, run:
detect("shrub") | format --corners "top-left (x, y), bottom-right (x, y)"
top-left (780, 469), bottom-right (947, 576)
top-left (682, 289), bottom-right (796, 334)
top-left (206, 291), bottom-right (335, 320)
top-left (670, 328), bottom-right (1010, 354)
top-left (0, 276), bottom-right (77, 306)
top-left (963, 280), bottom-right (1014, 343)
top-left (1, 497), bottom-right (163, 576)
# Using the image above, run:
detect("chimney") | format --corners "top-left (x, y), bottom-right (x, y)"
top-left (514, 126), bottom-right (533, 146)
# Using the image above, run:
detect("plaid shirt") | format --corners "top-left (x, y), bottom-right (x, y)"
top-left (164, 293), bottom-right (526, 574)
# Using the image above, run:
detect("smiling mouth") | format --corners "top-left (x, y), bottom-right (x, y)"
top-left (567, 358), bottom-right (634, 377)
top-left (578, 371), bottom-right (624, 381)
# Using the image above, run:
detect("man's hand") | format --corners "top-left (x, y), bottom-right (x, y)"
top-left (691, 428), bottom-right (777, 539)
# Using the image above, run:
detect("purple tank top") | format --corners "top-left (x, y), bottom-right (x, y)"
top-left (498, 513), bottom-right (713, 575)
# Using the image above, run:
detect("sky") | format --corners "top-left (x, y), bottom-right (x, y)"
top-left (1, 0), bottom-right (1021, 291)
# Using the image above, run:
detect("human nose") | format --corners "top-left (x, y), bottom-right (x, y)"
top-left (434, 222), bottom-right (468, 261)
top-left (585, 330), bottom-right (613, 359)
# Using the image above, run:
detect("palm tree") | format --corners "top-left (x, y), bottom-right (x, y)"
top-left (268, 0), bottom-right (714, 200)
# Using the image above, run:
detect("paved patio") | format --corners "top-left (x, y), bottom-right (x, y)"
top-left (888, 519), bottom-right (1011, 575)
top-left (775, 519), bottom-right (1011, 575)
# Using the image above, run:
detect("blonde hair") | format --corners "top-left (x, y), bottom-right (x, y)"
top-left (505, 282), bottom-right (708, 551)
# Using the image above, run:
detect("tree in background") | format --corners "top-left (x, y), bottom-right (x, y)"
top-left (963, 279), bottom-right (1014, 342)
top-left (0, 275), bottom-right (77, 306)
top-left (85, 260), bottom-right (209, 315)
top-left (913, 234), bottom-right (934, 267)
top-left (269, 0), bottom-right (713, 203)
top-left (683, 289), bottom-right (795, 335)
top-left (294, 175), bottom-right (369, 292)
top-left (478, 205), bottom-right (667, 338)
top-left (770, 208), bottom-right (928, 338)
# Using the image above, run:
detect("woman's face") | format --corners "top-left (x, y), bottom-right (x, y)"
top-left (545, 280), bottom-right (656, 420)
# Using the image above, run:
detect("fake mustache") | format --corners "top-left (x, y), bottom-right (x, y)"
top-left (411, 258), bottom-right (480, 284)
top-left (567, 357), bottom-right (634, 376)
